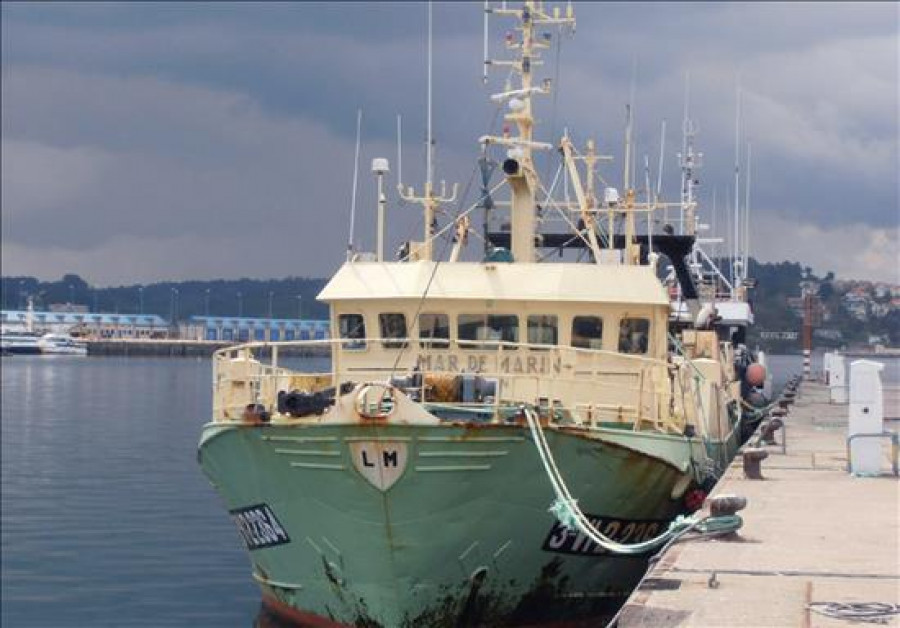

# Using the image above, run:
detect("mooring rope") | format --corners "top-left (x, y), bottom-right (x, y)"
top-left (522, 406), bottom-right (742, 556)
top-left (808, 602), bottom-right (900, 625)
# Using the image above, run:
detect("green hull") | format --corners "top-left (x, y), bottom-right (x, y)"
top-left (199, 422), bottom-right (730, 626)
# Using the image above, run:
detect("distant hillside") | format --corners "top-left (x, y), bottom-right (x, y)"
top-left (3, 261), bottom-right (897, 350)
top-left (0, 274), bottom-right (330, 321)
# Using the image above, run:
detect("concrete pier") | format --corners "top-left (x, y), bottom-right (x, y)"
top-left (618, 382), bottom-right (900, 627)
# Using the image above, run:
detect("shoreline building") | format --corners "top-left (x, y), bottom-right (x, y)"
top-left (184, 316), bottom-right (330, 343)
top-left (1, 308), bottom-right (169, 338)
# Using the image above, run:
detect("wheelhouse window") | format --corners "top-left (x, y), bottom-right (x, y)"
top-left (379, 313), bottom-right (408, 349)
top-left (619, 318), bottom-right (650, 354)
top-left (571, 316), bottom-right (604, 349)
top-left (418, 313), bottom-right (449, 349)
top-left (338, 314), bottom-right (366, 350)
top-left (458, 314), bottom-right (519, 349)
top-left (527, 315), bottom-right (558, 347)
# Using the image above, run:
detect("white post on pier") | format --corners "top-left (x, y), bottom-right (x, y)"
top-left (848, 360), bottom-right (884, 476)
top-left (829, 353), bottom-right (848, 404)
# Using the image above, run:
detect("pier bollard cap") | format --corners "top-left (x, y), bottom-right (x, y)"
top-left (709, 494), bottom-right (748, 516)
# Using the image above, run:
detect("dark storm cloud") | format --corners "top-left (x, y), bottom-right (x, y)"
top-left (1, 2), bottom-right (897, 283)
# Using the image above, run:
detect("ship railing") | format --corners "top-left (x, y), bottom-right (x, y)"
top-left (212, 339), bottom-right (337, 422)
top-left (406, 338), bottom-right (702, 434)
top-left (211, 338), bottom-right (704, 435)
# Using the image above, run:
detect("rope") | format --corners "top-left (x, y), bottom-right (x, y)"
top-left (808, 602), bottom-right (900, 625)
top-left (522, 405), bottom-right (742, 555)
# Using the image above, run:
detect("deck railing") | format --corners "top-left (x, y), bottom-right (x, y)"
top-left (211, 338), bottom-right (710, 436)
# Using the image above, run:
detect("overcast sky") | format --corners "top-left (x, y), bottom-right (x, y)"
top-left (2, 1), bottom-right (898, 286)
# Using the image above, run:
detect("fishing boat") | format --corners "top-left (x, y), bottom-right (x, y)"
top-left (663, 96), bottom-right (770, 439)
top-left (199, 3), bottom-right (760, 625)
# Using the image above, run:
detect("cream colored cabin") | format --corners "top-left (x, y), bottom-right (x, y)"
top-left (317, 260), bottom-right (685, 427)
top-left (320, 261), bottom-right (669, 362)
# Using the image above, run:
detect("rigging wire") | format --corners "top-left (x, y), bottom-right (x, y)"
top-left (543, 24), bottom-right (564, 179)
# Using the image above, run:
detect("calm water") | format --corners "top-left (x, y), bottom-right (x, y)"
top-left (1, 353), bottom-right (896, 627)
top-left (1, 357), bottom-right (258, 627)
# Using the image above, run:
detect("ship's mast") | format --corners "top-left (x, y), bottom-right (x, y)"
top-left (677, 75), bottom-right (703, 285)
top-left (732, 78), bottom-right (743, 293)
top-left (399, 2), bottom-right (458, 262)
top-left (677, 74), bottom-right (701, 239)
top-left (481, 1), bottom-right (575, 263)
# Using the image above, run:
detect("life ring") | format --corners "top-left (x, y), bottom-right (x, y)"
top-left (355, 383), bottom-right (396, 420)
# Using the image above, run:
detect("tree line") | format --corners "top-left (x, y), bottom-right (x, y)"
top-left (2, 262), bottom-right (895, 347)
top-left (0, 274), bottom-right (329, 321)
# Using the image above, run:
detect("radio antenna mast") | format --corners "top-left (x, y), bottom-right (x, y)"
top-left (396, 114), bottom-right (404, 191)
top-left (426, 0), bottom-right (434, 188)
top-left (656, 119), bottom-right (666, 202)
top-left (347, 108), bottom-right (363, 261)
top-left (744, 140), bottom-right (752, 274)
top-left (482, 1), bottom-right (490, 84)
top-left (732, 77), bottom-right (742, 291)
top-left (398, 1), bottom-right (458, 262)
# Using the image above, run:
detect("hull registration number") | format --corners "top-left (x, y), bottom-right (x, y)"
top-left (542, 513), bottom-right (667, 556)
top-left (230, 503), bottom-right (291, 551)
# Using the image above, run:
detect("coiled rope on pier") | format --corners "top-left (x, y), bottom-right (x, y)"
top-left (522, 406), bottom-right (742, 556)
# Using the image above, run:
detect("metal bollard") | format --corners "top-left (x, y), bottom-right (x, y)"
top-left (708, 494), bottom-right (748, 517)
top-left (743, 447), bottom-right (768, 480)
top-left (759, 417), bottom-right (784, 446)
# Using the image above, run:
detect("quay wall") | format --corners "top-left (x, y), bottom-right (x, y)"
top-left (85, 339), bottom-right (330, 358)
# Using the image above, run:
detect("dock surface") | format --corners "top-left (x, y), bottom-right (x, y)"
top-left (618, 382), bottom-right (900, 627)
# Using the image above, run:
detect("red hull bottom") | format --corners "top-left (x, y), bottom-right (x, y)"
top-left (258, 593), bottom-right (609, 628)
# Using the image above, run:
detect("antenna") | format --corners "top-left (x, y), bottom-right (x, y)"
top-left (426, 0), bottom-right (434, 188)
top-left (655, 119), bottom-right (666, 202)
top-left (347, 108), bottom-right (362, 261)
top-left (397, 0), bottom-right (458, 262)
top-left (623, 104), bottom-right (633, 191)
top-left (483, 1), bottom-right (490, 84)
top-left (744, 140), bottom-right (751, 274)
top-left (644, 153), bottom-right (653, 253)
top-left (623, 57), bottom-right (637, 190)
top-left (725, 191), bottom-right (733, 288)
top-left (711, 186), bottom-right (718, 261)
top-left (643, 154), bottom-right (651, 204)
top-left (563, 125), bottom-right (571, 203)
top-left (396, 114), bottom-right (404, 192)
top-left (680, 72), bottom-right (690, 234)
top-left (733, 76), bottom-right (742, 288)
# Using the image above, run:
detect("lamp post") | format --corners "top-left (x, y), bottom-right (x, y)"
top-left (204, 288), bottom-right (211, 317)
top-left (268, 291), bottom-right (274, 319)
top-left (237, 291), bottom-right (243, 318)
top-left (170, 287), bottom-right (179, 324)
top-left (69, 284), bottom-right (75, 308)
top-left (296, 295), bottom-right (303, 320)
top-left (138, 286), bottom-right (144, 315)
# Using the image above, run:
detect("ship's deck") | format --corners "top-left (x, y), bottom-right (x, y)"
top-left (617, 382), bottom-right (900, 627)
